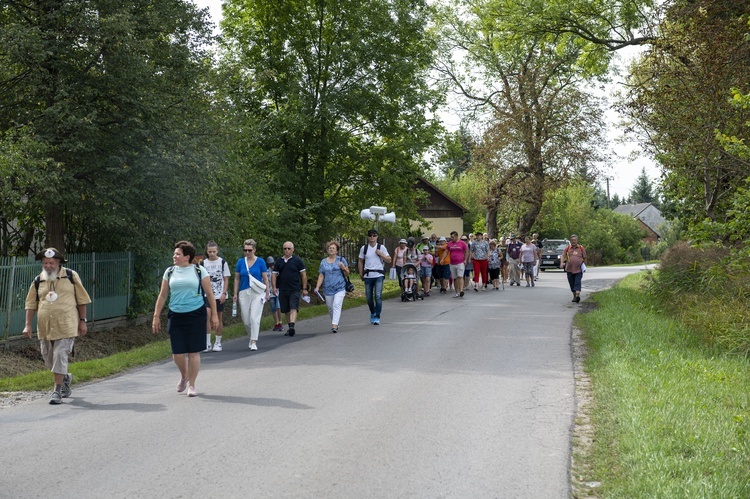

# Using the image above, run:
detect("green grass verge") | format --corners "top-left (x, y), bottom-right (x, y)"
top-left (0, 277), bottom-right (402, 393)
top-left (575, 273), bottom-right (750, 497)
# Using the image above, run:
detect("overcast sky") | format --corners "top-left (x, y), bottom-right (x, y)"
top-left (192, 0), bottom-right (660, 200)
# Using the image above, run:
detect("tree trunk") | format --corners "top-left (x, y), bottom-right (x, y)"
top-left (45, 203), bottom-right (65, 250)
top-left (518, 204), bottom-right (541, 237)
top-left (518, 176), bottom-right (544, 236)
top-left (486, 205), bottom-right (498, 239)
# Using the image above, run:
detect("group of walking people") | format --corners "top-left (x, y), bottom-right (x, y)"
top-left (149, 238), bottom-right (357, 397)
top-left (391, 231), bottom-right (547, 297)
top-left (22, 229), bottom-right (585, 404)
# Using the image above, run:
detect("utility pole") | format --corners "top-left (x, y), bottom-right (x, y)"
top-left (606, 177), bottom-right (613, 209)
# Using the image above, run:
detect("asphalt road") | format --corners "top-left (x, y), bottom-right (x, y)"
top-left (0, 265), bottom-right (650, 498)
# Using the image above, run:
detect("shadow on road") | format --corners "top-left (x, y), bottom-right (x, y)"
top-left (198, 394), bottom-right (313, 409)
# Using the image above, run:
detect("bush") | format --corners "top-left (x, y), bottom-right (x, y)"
top-left (647, 241), bottom-right (750, 354)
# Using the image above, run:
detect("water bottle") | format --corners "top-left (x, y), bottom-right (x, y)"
top-left (232, 300), bottom-right (237, 317)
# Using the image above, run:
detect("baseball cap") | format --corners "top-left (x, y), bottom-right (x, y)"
top-left (438, 236), bottom-right (446, 242)
top-left (399, 238), bottom-right (407, 244)
top-left (266, 256), bottom-right (275, 265)
top-left (367, 229), bottom-right (378, 236)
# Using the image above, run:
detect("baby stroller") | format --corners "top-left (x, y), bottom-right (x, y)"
top-left (400, 262), bottom-right (424, 301)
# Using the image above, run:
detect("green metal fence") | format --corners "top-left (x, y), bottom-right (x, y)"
top-left (1, 252), bottom-right (134, 343)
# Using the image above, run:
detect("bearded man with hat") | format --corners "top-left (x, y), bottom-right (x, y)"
top-left (23, 248), bottom-right (92, 405)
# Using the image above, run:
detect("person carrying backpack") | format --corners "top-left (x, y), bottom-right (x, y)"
top-left (153, 241), bottom-right (218, 398)
top-left (561, 234), bottom-right (588, 303)
top-left (23, 247), bottom-right (92, 405)
top-left (357, 228), bottom-right (392, 325)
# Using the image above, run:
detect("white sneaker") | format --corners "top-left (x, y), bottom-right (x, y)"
top-left (203, 344), bottom-right (212, 352)
top-left (212, 343), bottom-right (222, 352)
top-left (250, 343), bottom-right (258, 351)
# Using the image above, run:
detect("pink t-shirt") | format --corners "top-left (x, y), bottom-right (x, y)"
top-left (393, 247), bottom-right (407, 266)
top-left (419, 254), bottom-right (435, 267)
top-left (445, 240), bottom-right (468, 265)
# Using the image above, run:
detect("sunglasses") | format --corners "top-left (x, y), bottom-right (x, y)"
top-left (283, 247), bottom-right (293, 250)
top-left (244, 248), bottom-right (254, 253)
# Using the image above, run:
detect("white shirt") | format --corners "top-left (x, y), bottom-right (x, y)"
top-left (358, 243), bottom-right (390, 278)
top-left (202, 258), bottom-right (230, 298)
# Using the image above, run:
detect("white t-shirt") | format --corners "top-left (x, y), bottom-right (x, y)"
top-left (202, 258), bottom-right (231, 298)
top-left (359, 243), bottom-right (390, 278)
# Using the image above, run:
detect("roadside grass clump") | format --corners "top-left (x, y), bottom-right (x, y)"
top-left (575, 273), bottom-right (750, 498)
top-left (645, 241), bottom-right (750, 355)
top-left (0, 276), bottom-right (402, 393)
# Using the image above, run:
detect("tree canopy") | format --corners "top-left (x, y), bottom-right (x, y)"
top-left (0, 0), bottom-right (217, 255)
top-left (434, 0), bottom-right (609, 237)
top-left (618, 1), bottom-right (750, 239)
top-left (3, 0), bottom-right (749, 270)
top-left (218, 0), bottom-right (443, 249)
top-left (629, 167), bottom-right (656, 205)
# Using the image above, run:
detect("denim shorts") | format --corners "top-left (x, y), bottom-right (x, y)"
top-left (434, 264), bottom-right (450, 280)
top-left (268, 295), bottom-right (280, 312)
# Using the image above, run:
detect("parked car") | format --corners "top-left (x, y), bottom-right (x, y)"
top-left (539, 239), bottom-right (569, 271)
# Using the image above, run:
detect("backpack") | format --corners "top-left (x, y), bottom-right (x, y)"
top-left (166, 263), bottom-right (205, 298)
top-left (563, 244), bottom-right (586, 264)
top-left (212, 257), bottom-right (227, 272)
top-left (34, 267), bottom-right (77, 302)
top-left (360, 243), bottom-right (383, 277)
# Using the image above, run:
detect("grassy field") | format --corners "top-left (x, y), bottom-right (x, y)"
top-left (573, 273), bottom-right (750, 498)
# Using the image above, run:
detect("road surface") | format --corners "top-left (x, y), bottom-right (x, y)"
top-left (0, 265), bottom-right (649, 498)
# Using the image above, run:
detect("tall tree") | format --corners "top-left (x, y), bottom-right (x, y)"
top-left (0, 0), bottom-right (216, 255)
top-left (434, 0), bottom-right (608, 236)
top-left (219, 0), bottom-right (442, 248)
top-left (437, 124), bottom-right (476, 180)
top-left (611, 193), bottom-right (624, 209)
top-left (629, 167), bottom-right (656, 204)
top-left (619, 1), bottom-right (750, 236)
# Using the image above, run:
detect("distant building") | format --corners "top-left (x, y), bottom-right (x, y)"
top-left (413, 176), bottom-right (467, 237)
top-left (614, 203), bottom-right (667, 244)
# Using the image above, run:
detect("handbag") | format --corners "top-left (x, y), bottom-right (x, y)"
top-left (336, 256), bottom-right (355, 292)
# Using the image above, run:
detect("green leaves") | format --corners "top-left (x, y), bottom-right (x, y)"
top-left (0, 0), bottom-right (217, 253)
top-left (619, 1), bottom-right (750, 239)
top-left (219, 0), bottom-right (442, 250)
top-left (435, 0), bottom-right (610, 235)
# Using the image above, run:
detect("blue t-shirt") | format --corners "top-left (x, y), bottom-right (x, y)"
top-left (235, 257), bottom-right (268, 292)
top-left (163, 264), bottom-right (208, 313)
top-left (318, 257), bottom-right (348, 296)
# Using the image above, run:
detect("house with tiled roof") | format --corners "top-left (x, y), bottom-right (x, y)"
top-left (614, 202), bottom-right (667, 244)
top-left (413, 176), bottom-right (467, 237)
